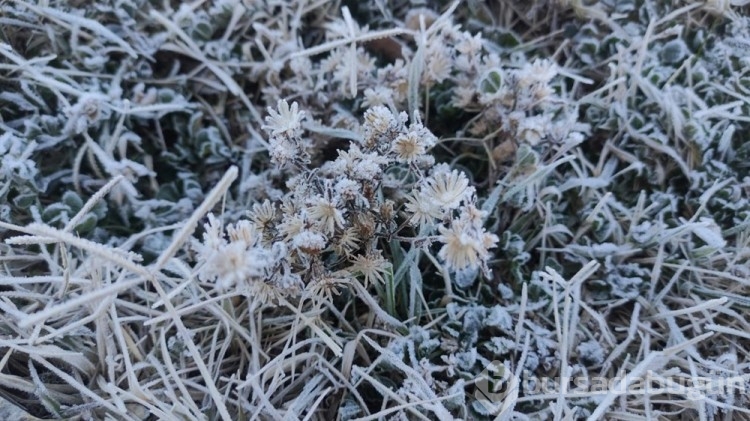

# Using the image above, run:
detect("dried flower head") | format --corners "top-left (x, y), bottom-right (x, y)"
top-left (437, 206), bottom-right (498, 276)
top-left (404, 191), bottom-right (441, 226)
top-left (262, 99), bottom-right (306, 137)
top-left (424, 169), bottom-right (474, 211)
top-left (392, 131), bottom-right (426, 163)
top-left (349, 250), bottom-right (392, 287)
top-left (308, 195), bottom-right (346, 235)
top-left (293, 229), bottom-right (327, 255)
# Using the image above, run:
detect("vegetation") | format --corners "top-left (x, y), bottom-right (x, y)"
top-left (1, 0), bottom-right (749, 419)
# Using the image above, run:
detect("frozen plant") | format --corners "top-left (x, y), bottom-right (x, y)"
top-left (195, 101), bottom-right (500, 304)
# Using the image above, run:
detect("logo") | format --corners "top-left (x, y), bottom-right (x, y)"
top-left (473, 360), bottom-right (519, 415)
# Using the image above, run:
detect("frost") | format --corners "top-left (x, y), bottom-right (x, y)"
top-left (497, 283), bottom-right (514, 300)
top-left (524, 352), bottom-right (540, 372)
top-left (454, 265), bottom-right (479, 288)
top-left (577, 340), bottom-right (605, 366)
top-left (0, 133), bottom-right (38, 186)
top-left (566, 242), bottom-right (636, 259)
top-left (483, 306), bottom-right (513, 331)
top-left (63, 93), bottom-right (111, 135)
top-left (691, 217), bottom-right (727, 249)
top-left (2, 1), bottom-right (749, 419)
top-left (659, 39), bottom-right (688, 64)
top-left (484, 337), bottom-right (517, 355)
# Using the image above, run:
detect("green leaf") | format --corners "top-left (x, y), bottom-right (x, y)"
top-left (62, 191), bottom-right (83, 211)
top-left (13, 192), bottom-right (37, 209)
top-left (660, 39), bottom-right (687, 64)
top-left (74, 213), bottom-right (98, 234)
top-left (42, 203), bottom-right (70, 224)
top-left (479, 69), bottom-right (503, 94)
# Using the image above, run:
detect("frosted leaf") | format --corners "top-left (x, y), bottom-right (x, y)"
top-left (443, 380), bottom-right (466, 409)
top-left (63, 92), bottom-right (110, 135)
top-left (630, 220), bottom-right (659, 244)
top-left (454, 265), bottom-right (478, 288)
top-left (577, 339), bottom-right (605, 366)
top-left (484, 337), bottom-right (517, 355)
top-left (523, 352), bottom-right (540, 371)
top-left (0, 133), bottom-right (38, 184)
top-left (478, 68), bottom-right (503, 94)
top-left (559, 175), bottom-right (611, 192)
top-left (497, 284), bottom-right (514, 300)
top-left (454, 348), bottom-right (477, 370)
top-left (386, 337), bottom-right (407, 361)
top-left (445, 302), bottom-right (464, 321)
top-left (408, 327), bottom-right (440, 356)
top-left (443, 324), bottom-right (461, 339)
top-left (692, 217), bottom-right (727, 249)
top-left (566, 242), bottom-right (636, 258)
top-left (462, 306), bottom-right (485, 339)
top-left (419, 338), bottom-right (441, 356)
top-left (718, 124), bottom-right (735, 154)
top-left (604, 274), bottom-right (642, 299)
top-left (659, 39), bottom-right (688, 64)
top-left (484, 306), bottom-right (513, 331)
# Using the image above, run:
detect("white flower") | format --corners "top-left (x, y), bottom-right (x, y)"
top-left (292, 230), bottom-right (327, 254)
top-left (424, 169), bottom-right (473, 210)
top-left (262, 99), bottom-right (305, 137)
top-left (455, 31), bottom-right (483, 56)
top-left (279, 212), bottom-right (306, 242)
top-left (226, 220), bottom-right (257, 245)
top-left (404, 191), bottom-right (441, 226)
top-left (408, 123), bottom-right (438, 150)
top-left (248, 200), bottom-right (277, 227)
top-left (526, 59), bottom-right (558, 86)
top-left (391, 131), bottom-right (426, 163)
top-left (363, 105), bottom-right (395, 136)
top-left (194, 215), bottom-right (280, 292)
top-left (201, 213), bottom-right (225, 250)
top-left (437, 206), bottom-right (498, 274)
top-left (205, 241), bottom-right (254, 291)
top-left (437, 223), bottom-right (485, 271)
top-left (362, 105), bottom-right (406, 152)
top-left (353, 156), bottom-right (386, 180)
top-left (349, 250), bottom-right (392, 286)
top-left (362, 86), bottom-right (394, 108)
top-left (423, 43), bottom-right (452, 85)
top-left (333, 227), bottom-right (361, 256)
top-left (199, 241), bottom-right (270, 291)
top-left (331, 143), bottom-right (388, 180)
top-left (452, 86), bottom-right (476, 108)
top-left (308, 195), bottom-right (346, 235)
top-left (334, 178), bottom-right (363, 204)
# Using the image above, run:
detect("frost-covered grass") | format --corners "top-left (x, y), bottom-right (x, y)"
top-left (1, 0), bottom-right (750, 419)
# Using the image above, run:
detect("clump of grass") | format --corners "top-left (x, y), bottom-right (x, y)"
top-left (1, 0), bottom-right (750, 419)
